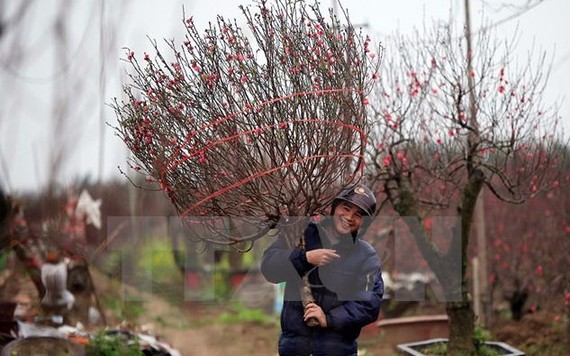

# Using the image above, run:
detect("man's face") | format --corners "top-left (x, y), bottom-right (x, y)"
top-left (332, 201), bottom-right (365, 235)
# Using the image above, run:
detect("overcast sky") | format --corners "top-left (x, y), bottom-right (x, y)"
top-left (1, 0), bottom-right (569, 193)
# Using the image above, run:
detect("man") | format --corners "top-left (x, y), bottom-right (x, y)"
top-left (261, 183), bottom-right (384, 356)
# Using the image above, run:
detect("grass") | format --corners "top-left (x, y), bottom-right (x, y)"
top-left (218, 302), bottom-right (278, 326)
top-left (100, 295), bottom-right (145, 323)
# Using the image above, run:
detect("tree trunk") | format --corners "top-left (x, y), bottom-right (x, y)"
top-left (12, 243), bottom-right (46, 299)
top-left (389, 171), bottom-right (483, 355)
top-left (446, 300), bottom-right (475, 355)
top-left (445, 169), bottom-right (485, 355)
top-left (509, 288), bottom-right (528, 321)
top-left (566, 303), bottom-right (570, 349)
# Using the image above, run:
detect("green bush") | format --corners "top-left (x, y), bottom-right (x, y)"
top-left (85, 330), bottom-right (143, 356)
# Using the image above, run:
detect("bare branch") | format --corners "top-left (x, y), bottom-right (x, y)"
top-left (112, 0), bottom-right (382, 245)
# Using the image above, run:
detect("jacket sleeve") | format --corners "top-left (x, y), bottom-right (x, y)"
top-left (325, 254), bottom-right (384, 332)
top-left (260, 235), bottom-right (315, 284)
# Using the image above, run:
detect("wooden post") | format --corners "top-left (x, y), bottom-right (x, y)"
top-left (472, 257), bottom-right (481, 321)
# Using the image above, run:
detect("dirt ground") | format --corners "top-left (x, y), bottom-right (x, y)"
top-left (1, 267), bottom-right (567, 356)
top-left (134, 301), bottom-right (397, 356)
top-left (114, 292), bottom-right (569, 356)
top-left (490, 311), bottom-right (569, 356)
top-left (0, 267), bottom-right (395, 355)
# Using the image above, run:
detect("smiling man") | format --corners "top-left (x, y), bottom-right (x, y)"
top-left (261, 183), bottom-right (384, 356)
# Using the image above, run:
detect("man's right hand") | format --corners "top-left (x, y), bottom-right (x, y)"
top-left (306, 249), bottom-right (340, 266)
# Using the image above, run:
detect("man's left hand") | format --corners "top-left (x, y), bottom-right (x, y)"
top-left (304, 302), bottom-right (327, 327)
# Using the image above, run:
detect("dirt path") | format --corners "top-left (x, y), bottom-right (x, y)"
top-left (136, 296), bottom-right (281, 355)
top-left (93, 272), bottom-right (280, 356)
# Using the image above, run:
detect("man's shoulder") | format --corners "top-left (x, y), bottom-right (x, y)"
top-left (303, 221), bottom-right (323, 249)
top-left (356, 238), bottom-right (378, 256)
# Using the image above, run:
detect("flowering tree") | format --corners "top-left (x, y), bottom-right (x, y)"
top-left (365, 22), bottom-right (569, 353)
top-left (485, 179), bottom-right (570, 320)
top-left (112, 0), bottom-right (381, 247)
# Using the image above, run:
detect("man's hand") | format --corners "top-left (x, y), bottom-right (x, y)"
top-left (304, 302), bottom-right (327, 327)
top-left (306, 249), bottom-right (339, 266)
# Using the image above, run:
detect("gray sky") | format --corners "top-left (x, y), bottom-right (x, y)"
top-left (1, 0), bottom-right (569, 193)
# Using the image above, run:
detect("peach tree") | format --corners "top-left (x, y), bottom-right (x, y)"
top-left (365, 21), bottom-right (569, 354)
top-left (111, 0), bottom-right (381, 248)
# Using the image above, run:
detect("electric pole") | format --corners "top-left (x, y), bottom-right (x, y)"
top-left (464, 0), bottom-right (491, 328)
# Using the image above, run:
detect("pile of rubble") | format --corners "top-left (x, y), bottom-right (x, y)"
top-left (0, 302), bottom-right (181, 355)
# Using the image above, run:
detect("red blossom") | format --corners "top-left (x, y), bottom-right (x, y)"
top-left (382, 154), bottom-right (392, 167)
top-left (493, 238), bottom-right (502, 248)
top-left (423, 217), bottom-right (433, 230)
